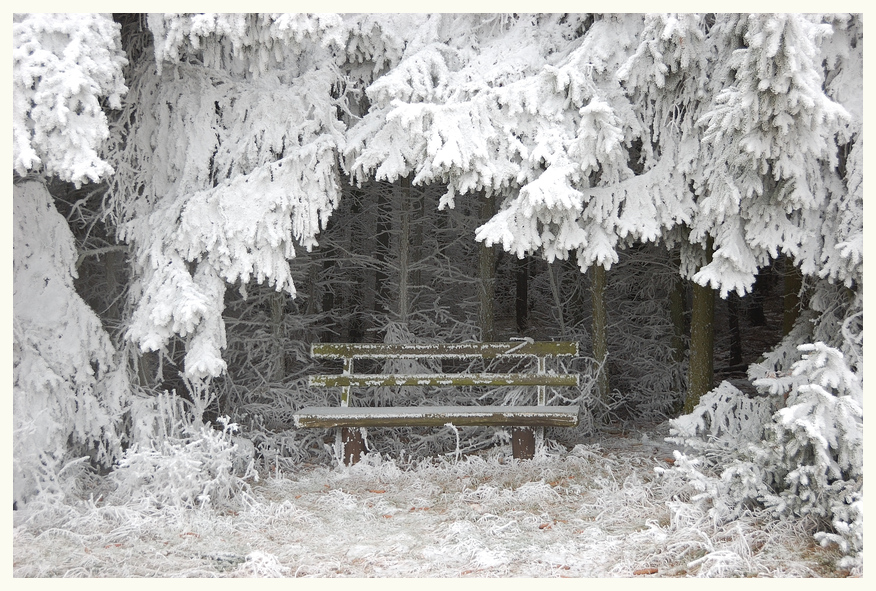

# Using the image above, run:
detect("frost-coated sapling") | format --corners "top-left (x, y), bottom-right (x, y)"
top-left (669, 343), bottom-right (863, 569)
top-left (109, 416), bottom-right (258, 510)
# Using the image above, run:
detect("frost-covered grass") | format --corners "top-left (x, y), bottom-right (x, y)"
top-left (13, 423), bottom-right (848, 578)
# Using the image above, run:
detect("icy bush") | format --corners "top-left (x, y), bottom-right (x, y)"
top-left (109, 416), bottom-right (258, 510)
top-left (667, 343), bottom-right (863, 570)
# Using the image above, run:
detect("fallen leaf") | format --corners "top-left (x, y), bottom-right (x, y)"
top-left (368, 489), bottom-right (386, 494)
top-left (662, 457), bottom-right (676, 465)
top-left (539, 523), bottom-right (552, 530)
top-left (634, 568), bottom-right (658, 575)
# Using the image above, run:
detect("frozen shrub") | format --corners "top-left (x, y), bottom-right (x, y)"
top-left (109, 416), bottom-right (258, 510)
top-left (668, 343), bottom-right (863, 570)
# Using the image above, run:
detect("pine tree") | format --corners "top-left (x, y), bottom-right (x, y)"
top-left (693, 14), bottom-right (850, 297)
top-left (13, 13), bottom-right (128, 185)
top-left (104, 14), bottom-right (351, 383)
top-left (13, 14), bottom-right (131, 505)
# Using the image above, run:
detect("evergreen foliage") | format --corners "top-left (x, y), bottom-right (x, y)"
top-left (13, 181), bottom-right (129, 506)
top-left (12, 13), bottom-right (127, 185)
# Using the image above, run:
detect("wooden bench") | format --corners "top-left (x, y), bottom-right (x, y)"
top-left (294, 341), bottom-right (580, 464)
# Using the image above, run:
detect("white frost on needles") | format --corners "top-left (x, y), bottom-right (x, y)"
top-left (12, 425), bottom-right (847, 577)
top-left (12, 13), bottom-right (127, 186)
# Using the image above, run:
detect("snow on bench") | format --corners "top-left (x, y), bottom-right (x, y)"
top-left (295, 341), bottom-right (580, 463)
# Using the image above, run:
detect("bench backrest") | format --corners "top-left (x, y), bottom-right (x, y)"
top-left (310, 341), bottom-right (579, 408)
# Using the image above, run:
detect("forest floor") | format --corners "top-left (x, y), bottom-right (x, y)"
top-left (12, 420), bottom-right (850, 578)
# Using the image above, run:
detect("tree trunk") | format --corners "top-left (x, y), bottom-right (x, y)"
top-left (396, 177), bottom-right (411, 323)
top-left (373, 184), bottom-right (391, 318)
top-left (515, 256), bottom-right (529, 333)
top-left (590, 263), bottom-right (609, 403)
top-left (727, 292), bottom-right (743, 366)
top-left (104, 249), bottom-right (126, 336)
top-left (478, 195), bottom-right (497, 342)
top-left (569, 259), bottom-right (587, 330)
top-left (270, 291), bottom-right (286, 381)
top-left (346, 189), bottom-right (365, 342)
top-left (548, 263), bottom-right (567, 338)
top-left (669, 252), bottom-right (687, 366)
top-left (783, 256), bottom-right (802, 336)
top-left (410, 181), bottom-right (424, 295)
top-left (684, 240), bottom-right (715, 414)
top-left (747, 271), bottom-right (767, 327)
top-left (321, 252), bottom-right (335, 343)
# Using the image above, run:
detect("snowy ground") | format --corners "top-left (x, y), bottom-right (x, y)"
top-left (13, 422), bottom-right (847, 578)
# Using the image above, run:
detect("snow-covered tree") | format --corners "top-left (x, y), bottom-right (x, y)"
top-left (104, 14), bottom-right (352, 384)
top-left (13, 14), bottom-right (131, 505)
top-left (795, 13), bottom-right (863, 289)
top-left (693, 14), bottom-right (850, 297)
top-left (662, 14), bottom-right (864, 567)
top-left (13, 182), bottom-right (131, 505)
top-left (346, 14), bottom-right (692, 272)
top-left (617, 13), bottom-right (860, 412)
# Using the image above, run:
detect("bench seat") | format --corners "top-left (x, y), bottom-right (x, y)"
top-left (294, 405), bottom-right (580, 428)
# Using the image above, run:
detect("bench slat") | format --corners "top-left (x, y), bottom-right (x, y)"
top-left (293, 405), bottom-right (580, 428)
top-left (311, 341), bottom-right (578, 359)
top-left (309, 373), bottom-right (579, 388)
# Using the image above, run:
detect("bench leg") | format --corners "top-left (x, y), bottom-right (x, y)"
top-left (512, 427), bottom-right (535, 460)
top-left (341, 427), bottom-right (365, 465)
